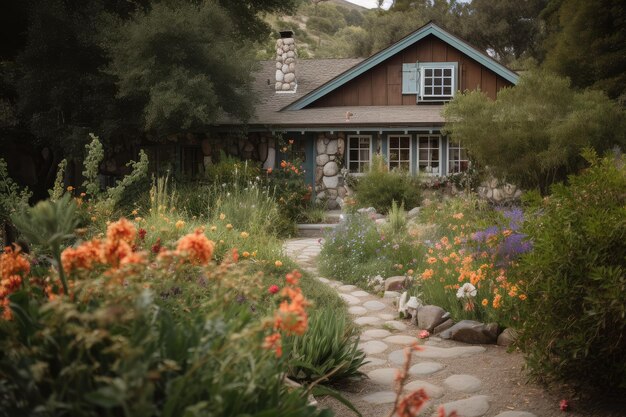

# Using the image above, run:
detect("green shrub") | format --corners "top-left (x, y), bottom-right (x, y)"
top-left (286, 309), bottom-right (366, 385)
top-left (353, 155), bottom-right (420, 214)
top-left (516, 150), bottom-right (626, 394)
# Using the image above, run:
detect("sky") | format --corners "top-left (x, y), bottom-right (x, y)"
top-left (344, 0), bottom-right (393, 9)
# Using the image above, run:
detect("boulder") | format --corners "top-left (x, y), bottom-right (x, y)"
top-left (284, 73), bottom-right (296, 83)
top-left (322, 175), bottom-right (339, 189)
top-left (316, 154), bottom-right (329, 166)
top-left (497, 328), bottom-right (518, 347)
top-left (440, 320), bottom-right (499, 344)
top-left (275, 70), bottom-right (284, 82)
top-left (407, 207), bottom-right (421, 219)
top-left (417, 305), bottom-right (448, 332)
top-left (384, 276), bottom-right (407, 291)
top-left (323, 161), bottom-right (339, 176)
top-left (326, 139), bottom-right (338, 154)
top-left (316, 139), bottom-right (326, 154)
top-left (433, 318), bottom-right (455, 334)
top-left (357, 207), bottom-right (376, 215)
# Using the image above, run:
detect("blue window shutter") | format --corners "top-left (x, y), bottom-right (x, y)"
top-left (402, 63), bottom-right (418, 94)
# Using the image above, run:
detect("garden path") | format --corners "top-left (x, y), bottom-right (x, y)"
top-left (284, 238), bottom-right (571, 417)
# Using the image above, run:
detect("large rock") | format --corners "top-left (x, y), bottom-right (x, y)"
top-left (316, 139), bottom-right (326, 154)
top-left (275, 70), bottom-right (284, 82)
top-left (407, 207), bottom-right (421, 219)
top-left (322, 175), bottom-right (339, 189)
top-left (357, 207), bottom-right (376, 214)
top-left (284, 72), bottom-right (296, 83)
top-left (417, 305), bottom-right (448, 332)
top-left (384, 276), bottom-right (406, 291)
top-left (497, 328), bottom-right (518, 347)
top-left (440, 320), bottom-right (499, 344)
top-left (433, 318), bottom-right (455, 334)
top-left (326, 139), bottom-right (338, 154)
top-left (323, 161), bottom-right (339, 176)
top-left (316, 154), bottom-right (329, 166)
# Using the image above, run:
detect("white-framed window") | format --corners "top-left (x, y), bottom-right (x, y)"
top-left (448, 140), bottom-right (469, 174)
top-left (418, 135), bottom-right (441, 175)
top-left (402, 62), bottom-right (457, 101)
top-left (347, 135), bottom-right (372, 173)
top-left (387, 135), bottom-right (411, 171)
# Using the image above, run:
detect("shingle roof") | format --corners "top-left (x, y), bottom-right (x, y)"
top-left (219, 58), bottom-right (445, 129)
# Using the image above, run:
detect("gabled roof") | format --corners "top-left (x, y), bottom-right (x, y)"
top-left (283, 21), bottom-right (519, 111)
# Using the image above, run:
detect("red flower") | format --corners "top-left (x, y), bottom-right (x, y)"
top-left (138, 228), bottom-right (147, 240)
top-left (559, 399), bottom-right (569, 411)
top-left (151, 238), bottom-right (162, 254)
top-left (268, 285), bottom-right (279, 294)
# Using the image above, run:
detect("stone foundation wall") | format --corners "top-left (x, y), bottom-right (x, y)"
top-left (477, 177), bottom-right (522, 204)
top-left (315, 132), bottom-right (348, 209)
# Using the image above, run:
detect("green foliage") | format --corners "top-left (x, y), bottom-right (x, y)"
top-left (353, 155), bottom-right (421, 214)
top-left (48, 159), bottom-right (67, 201)
top-left (319, 214), bottom-right (422, 286)
top-left (204, 152), bottom-right (262, 189)
top-left (386, 200), bottom-right (407, 235)
top-left (443, 70), bottom-right (626, 194)
top-left (104, 1), bottom-right (256, 134)
top-left (541, 0), bottom-right (626, 101)
top-left (105, 150), bottom-right (149, 207)
top-left (516, 150), bottom-right (626, 394)
top-left (286, 309), bottom-right (366, 385)
top-left (82, 134), bottom-right (105, 198)
top-left (0, 158), bottom-right (31, 225)
top-left (11, 194), bottom-right (79, 293)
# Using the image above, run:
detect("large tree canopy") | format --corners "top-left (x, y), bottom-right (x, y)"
top-left (443, 71), bottom-right (626, 193)
top-left (104, 1), bottom-right (256, 134)
top-left (541, 0), bottom-right (626, 102)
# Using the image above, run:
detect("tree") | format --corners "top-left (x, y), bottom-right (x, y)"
top-left (104, 1), bottom-right (256, 134)
top-left (460, 0), bottom-right (547, 65)
top-left (443, 70), bottom-right (626, 194)
top-left (541, 0), bottom-right (626, 102)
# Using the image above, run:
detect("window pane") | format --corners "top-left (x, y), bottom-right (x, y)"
top-left (444, 68), bottom-right (452, 76)
top-left (349, 162), bottom-right (358, 171)
top-left (432, 149), bottom-right (439, 159)
top-left (425, 69), bottom-right (432, 76)
top-left (425, 78), bottom-right (432, 86)
top-left (389, 151), bottom-right (398, 162)
top-left (430, 138), bottom-right (438, 147)
top-left (359, 137), bottom-right (369, 146)
top-left (434, 68), bottom-right (442, 76)
top-left (350, 149), bottom-right (358, 160)
top-left (443, 87), bottom-right (451, 95)
top-left (400, 149), bottom-right (410, 160)
top-left (434, 78), bottom-right (442, 86)
top-left (400, 161), bottom-right (410, 171)
top-left (419, 150), bottom-right (429, 160)
top-left (443, 78), bottom-right (451, 86)
top-left (390, 137), bottom-right (399, 147)
top-left (359, 149), bottom-right (369, 160)
top-left (349, 137), bottom-right (359, 147)
top-left (419, 138), bottom-right (429, 146)
top-left (424, 87), bottom-right (432, 95)
top-left (400, 137), bottom-right (410, 147)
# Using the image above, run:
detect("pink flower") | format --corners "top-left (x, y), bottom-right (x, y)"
top-left (268, 285), bottom-right (280, 294)
top-left (418, 330), bottom-right (430, 339)
top-left (559, 399), bottom-right (569, 411)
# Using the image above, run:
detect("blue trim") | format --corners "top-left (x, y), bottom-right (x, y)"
top-left (283, 22), bottom-right (519, 111)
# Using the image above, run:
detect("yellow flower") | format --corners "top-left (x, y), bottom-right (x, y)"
top-left (219, 239), bottom-right (224, 244)
top-left (67, 185), bottom-right (74, 191)
top-left (175, 220), bottom-right (185, 229)
top-left (226, 224), bottom-right (233, 231)
top-left (502, 229), bottom-right (513, 237)
top-left (452, 212), bottom-right (464, 219)
top-left (275, 260), bottom-right (283, 267)
top-left (252, 251), bottom-right (257, 257)
top-left (210, 225), bottom-right (217, 232)
top-left (242, 251), bottom-right (250, 258)
top-left (90, 216), bottom-right (97, 222)
top-left (135, 217), bottom-right (143, 222)
top-left (481, 298), bottom-right (488, 307)
top-left (219, 213), bottom-right (226, 220)
top-left (240, 231), bottom-right (249, 239)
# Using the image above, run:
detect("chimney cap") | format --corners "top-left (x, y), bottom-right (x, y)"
top-left (279, 30), bottom-right (294, 39)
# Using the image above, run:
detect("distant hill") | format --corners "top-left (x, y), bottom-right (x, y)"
top-left (328, 0), bottom-right (367, 11)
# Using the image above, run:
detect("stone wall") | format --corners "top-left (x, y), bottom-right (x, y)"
top-left (275, 35), bottom-right (297, 92)
top-left (315, 132), bottom-right (348, 209)
top-left (477, 177), bottom-right (522, 205)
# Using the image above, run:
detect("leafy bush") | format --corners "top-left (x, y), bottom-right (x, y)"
top-left (353, 155), bottom-right (420, 214)
top-left (0, 158), bottom-right (31, 239)
top-left (516, 150), bottom-right (626, 394)
top-left (319, 214), bottom-right (422, 286)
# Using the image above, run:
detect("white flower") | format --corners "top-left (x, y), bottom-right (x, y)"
top-left (456, 283), bottom-right (477, 299)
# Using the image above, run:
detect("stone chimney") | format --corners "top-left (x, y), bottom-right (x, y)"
top-left (275, 30), bottom-right (297, 92)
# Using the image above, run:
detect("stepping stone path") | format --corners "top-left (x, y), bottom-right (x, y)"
top-left (284, 238), bottom-right (542, 417)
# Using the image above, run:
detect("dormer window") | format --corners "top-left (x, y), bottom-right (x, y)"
top-left (402, 62), bottom-right (458, 102)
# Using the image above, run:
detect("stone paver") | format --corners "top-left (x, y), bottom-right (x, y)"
top-left (358, 340), bottom-right (389, 354)
top-left (383, 334), bottom-right (419, 345)
top-left (362, 357), bottom-right (387, 367)
top-left (351, 290), bottom-right (370, 297)
top-left (384, 320), bottom-right (408, 330)
top-left (403, 380), bottom-right (444, 398)
top-left (338, 284), bottom-right (358, 292)
top-left (348, 306), bottom-right (367, 315)
top-left (355, 316), bottom-right (383, 326)
top-left (494, 412), bottom-right (537, 417)
top-left (363, 300), bottom-right (387, 311)
top-left (409, 361), bottom-right (444, 375)
top-left (438, 395), bottom-right (490, 417)
top-left (367, 368), bottom-right (399, 385)
top-left (362, 391), bottom-right (396, 404)
top-left (414, 345), bottom-right (486, 359)
top-left (362, 329), bottom-right (392, 339)
top-left (378, 313), bottom-right (395, 320)
top-left (339, 293), bottom-right (361, 305)
top-left (444, 374), bottom-right (483, 393)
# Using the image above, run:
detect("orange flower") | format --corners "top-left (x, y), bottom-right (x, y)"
top-left (397, 389), bottom-right (429, 417)
top-left (274, 260), bottom-right (283, 267)
top-left (519, 294), bottom-right (527, 301)
top-left (481, 298), bottom-right (488, 307)
top-left (285, 269), bottom-right (302, 285)
top-left (421, 269), bottom-right (434, 280)
top-left (280, 160), bottom-right (287, 168)
top-left (263, 333), bottom-right (283, 358)
top-left (427, 257), bottom-right (437, 264)
top-left (452, 212), bottom-right (464, 220)
top-left (106, 218), bottom-right (136, 244)
top-left (242, 251), bottom-right (250, 258)
top-left (267, 167), bottom-right (273, 174)
top-left (493, 294), bottom-right (502, 309)
top-left (0, 245), bottom-right (31, 320)
top-left (62, 239), bottom-right (104, 272)
top-left (175, 230), bottom-right (215, 265)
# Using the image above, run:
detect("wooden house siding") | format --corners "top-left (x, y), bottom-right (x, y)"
top-left (307, 35), bottom-right (512, 108)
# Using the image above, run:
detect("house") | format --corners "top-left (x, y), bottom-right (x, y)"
top-left (181, 22), bottom-right (519, 209)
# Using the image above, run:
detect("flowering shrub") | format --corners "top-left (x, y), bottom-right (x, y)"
top-left (516, 150), bottom-right (626, 394)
